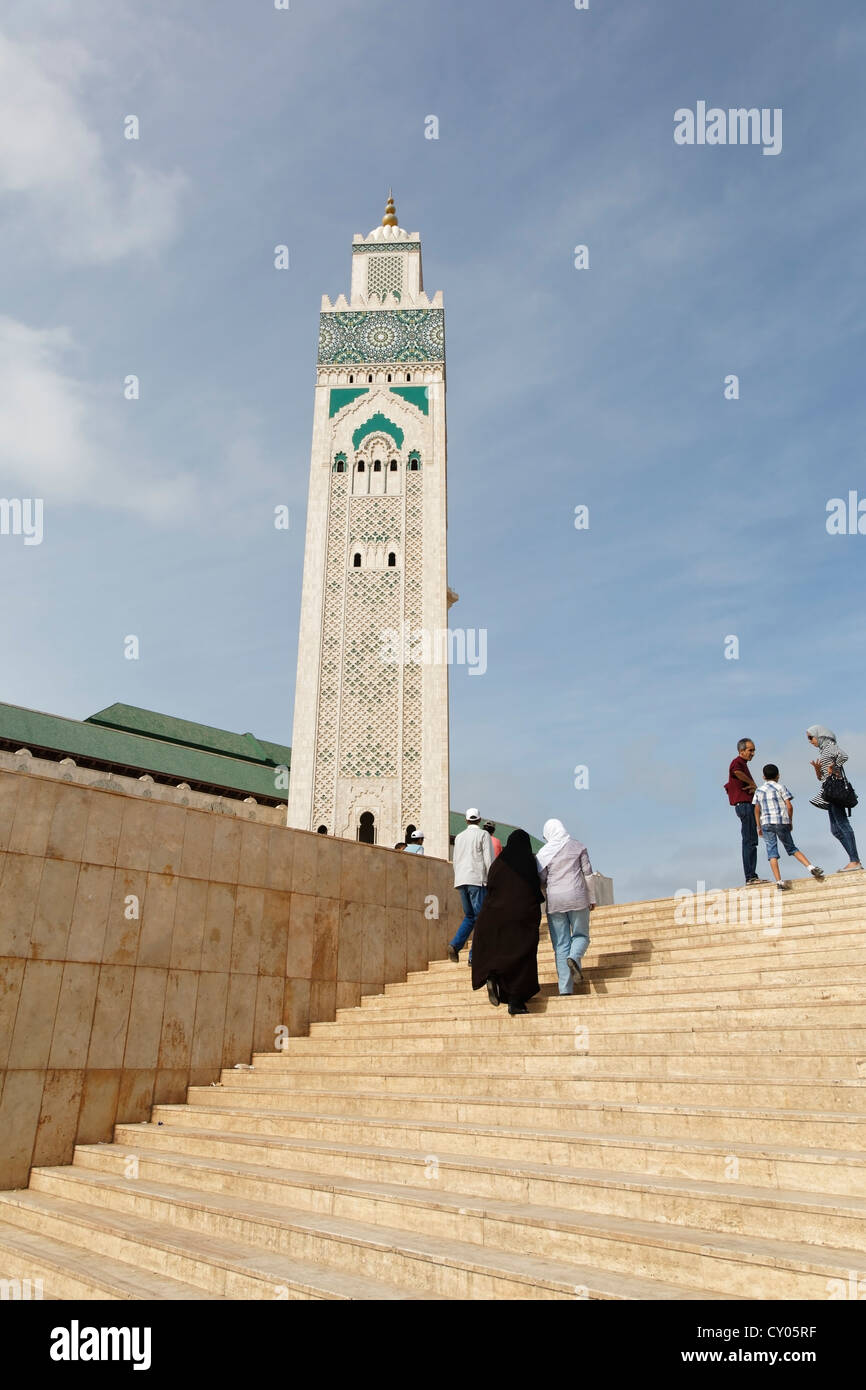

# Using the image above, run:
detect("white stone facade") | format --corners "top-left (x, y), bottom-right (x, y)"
top-left (288, 211), bottom-right (450, 861)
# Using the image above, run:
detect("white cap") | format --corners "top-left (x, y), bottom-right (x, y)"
top-left (465, 808), bottom-right (480, 822)
top-left (411, 830), bottom-right (424, 840)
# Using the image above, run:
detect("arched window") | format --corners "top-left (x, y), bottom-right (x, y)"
top-left (335, 459), bottom-right (346, 473)
top-left (317, 825), bottom-right (328, 835)
top-left (389, 460), bottom-right (397, 471)
top-left (368, 373), bottom-right (373, 383)
top-left (406, 372), bottom-right (412, 382)
top-left (388, 552), bottom-right (396, 568)
top-left (387, 373), bottom-right (392, 383)
top-left (405, 824), bottom-right (416, 843)
top-left (373, 460), bottom-right (382, 473)
top-left (409, 459), bottom-right (420, 472)
top-left (357, 460), bottom-right (365, 472)
top-left (358, 811), bottom-right (376, 845)
top-left (349, 374), bottom-right (354, 384)
top-left (353, 553), bottom-right (361, 568)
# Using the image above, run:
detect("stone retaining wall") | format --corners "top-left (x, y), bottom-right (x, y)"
top-left (0, 761), bottom-right (458, 1188)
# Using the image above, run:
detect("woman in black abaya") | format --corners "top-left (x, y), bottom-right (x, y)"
top-left (470, 828), bottom-right (543, 1016)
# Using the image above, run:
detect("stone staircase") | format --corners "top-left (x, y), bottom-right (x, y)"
top-left (1, 875), bottom-right (864, 1300)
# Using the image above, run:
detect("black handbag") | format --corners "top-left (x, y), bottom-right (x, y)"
top-left (822, 771), bottom-right (858, 813)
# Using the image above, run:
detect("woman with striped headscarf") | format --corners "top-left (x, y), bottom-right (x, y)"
top-left (807, 725), bottom-right (862, 872)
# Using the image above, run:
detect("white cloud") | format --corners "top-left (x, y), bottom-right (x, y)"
top-left (0, 30), bottom-right (185, 262)
top-left (0, 316), bottom-right (96, 494)
top-left (0, 314), bottom-right (284, 526)
top-left (0, 314), bottom-right (196, 518)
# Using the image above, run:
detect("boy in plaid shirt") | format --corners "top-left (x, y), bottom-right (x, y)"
top-left (753, 764), bottom-right (824, 891)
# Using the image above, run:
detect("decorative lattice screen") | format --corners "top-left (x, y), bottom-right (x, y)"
top-left (367, 255), bottom-right (403, 302)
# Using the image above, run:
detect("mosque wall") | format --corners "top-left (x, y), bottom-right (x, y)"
top-left (0, 758), bottom-right (457, 1188)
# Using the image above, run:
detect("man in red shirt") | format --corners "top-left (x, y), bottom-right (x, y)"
top-left (725, 738), bottom-right (764, 884)
top-left (484, 821), bottom-right (503, 857)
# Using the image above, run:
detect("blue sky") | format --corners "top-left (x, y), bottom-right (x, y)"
top-left (2, 0), bottom-right (865, 900)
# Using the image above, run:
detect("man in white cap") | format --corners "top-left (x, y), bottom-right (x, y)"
top-left (404, 830), bottom-right (425, 855)
top-left (447, 809), bottom-right (494, 961)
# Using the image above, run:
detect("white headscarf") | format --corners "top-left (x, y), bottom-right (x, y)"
top-left (807, 725), bottom-right (837, 746)
top-left (536, 818), bottom-right (575, 870)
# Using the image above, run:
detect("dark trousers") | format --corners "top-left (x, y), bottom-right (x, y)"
top-left (735, 803), bottom-right (758, 881)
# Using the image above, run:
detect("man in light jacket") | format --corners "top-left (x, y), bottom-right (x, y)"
top-left (447, 809), bottom-right (494, 961)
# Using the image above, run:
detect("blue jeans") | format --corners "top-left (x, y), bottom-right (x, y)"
top-left (547, 908), bottom-right (590, 994)
top-left (735, 803), bottom-right (758, 881)
top-left (450, 885), bottom-right (487, 951)
top-left (829, 804), bottom-right (859, 862)
top-left (762, 823), bottom-right (799, 862)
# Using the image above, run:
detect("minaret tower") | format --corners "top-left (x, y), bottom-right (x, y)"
top-left (287, 195), bottom-right (450, 860)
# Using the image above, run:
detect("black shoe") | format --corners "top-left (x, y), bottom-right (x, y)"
top-left (486, 978), bottom-right (501, 1008)
top-left (508, 1001), bottom-right (528, 1016)
top-left (447, 945), bottom-right (459, 963)
top-left (567, 957), bottom-right (583, 984)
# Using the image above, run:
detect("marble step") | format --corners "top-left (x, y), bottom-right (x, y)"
top-left (277, 1025), bottom-right (866, 1055)
top-left (587, 878), bottom-right (866, 923)
top-left (0, 1219), bottom-right (225, 1300)
top-left (0, 1183), bottom-right (718, 1302)
top-left (17, 1163), bottom-right (863, 1299)
top-left (243, 1050), bottom-right (866, 1082)
top-left (424, 937), bottom-right (866, 983)
top-left (143, 1106), bottom-right (866, 1196)
top-left (531, 910), bottom-right (866, 954)
top-left (181, 1085), bottom-right (866, 1149)
top-left (344, 980), bottom-right (866, 1019)
top-left (212, 1067), bottom-right (866, 1112)
top-left (109, 1120), bottom-right (866, 1217)
top-left (87, 1138), bottom-right (862, 1251)
top-left (0, 1193), bottom-right (441, 1300)
top-left (400, 942), bottom-right (866, 988)
top-left (366, 965), bottom-right (866, 1007)
top-left (314, 999), bottom-right (866, 1035)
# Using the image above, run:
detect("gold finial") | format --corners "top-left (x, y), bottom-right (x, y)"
top-left (382, 189), bottom-right (398, 226)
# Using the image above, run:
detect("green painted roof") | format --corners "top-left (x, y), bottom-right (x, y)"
top-left (86, 703), bottom-right (290, 767)
top-left (0, 702), bottom-right (289, 802)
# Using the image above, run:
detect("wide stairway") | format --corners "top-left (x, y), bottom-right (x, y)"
top-left (1, 876), bottom-right (864, 1300)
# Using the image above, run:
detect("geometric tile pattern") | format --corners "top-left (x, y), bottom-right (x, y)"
top-left (400, 470), bottom-right (424, 831)
top-left (338, 566), bottom-right (401, 780)
top-left (312, 472), bottom-right (349, 830)
top-left (318, 310), bottom-right (445, 365)
top-left (336, 492), bottom-right (404, 782)
top-left (352, 241), bottom-right (421, 254)
top-left (353, 497), bottom-right (402, 544)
